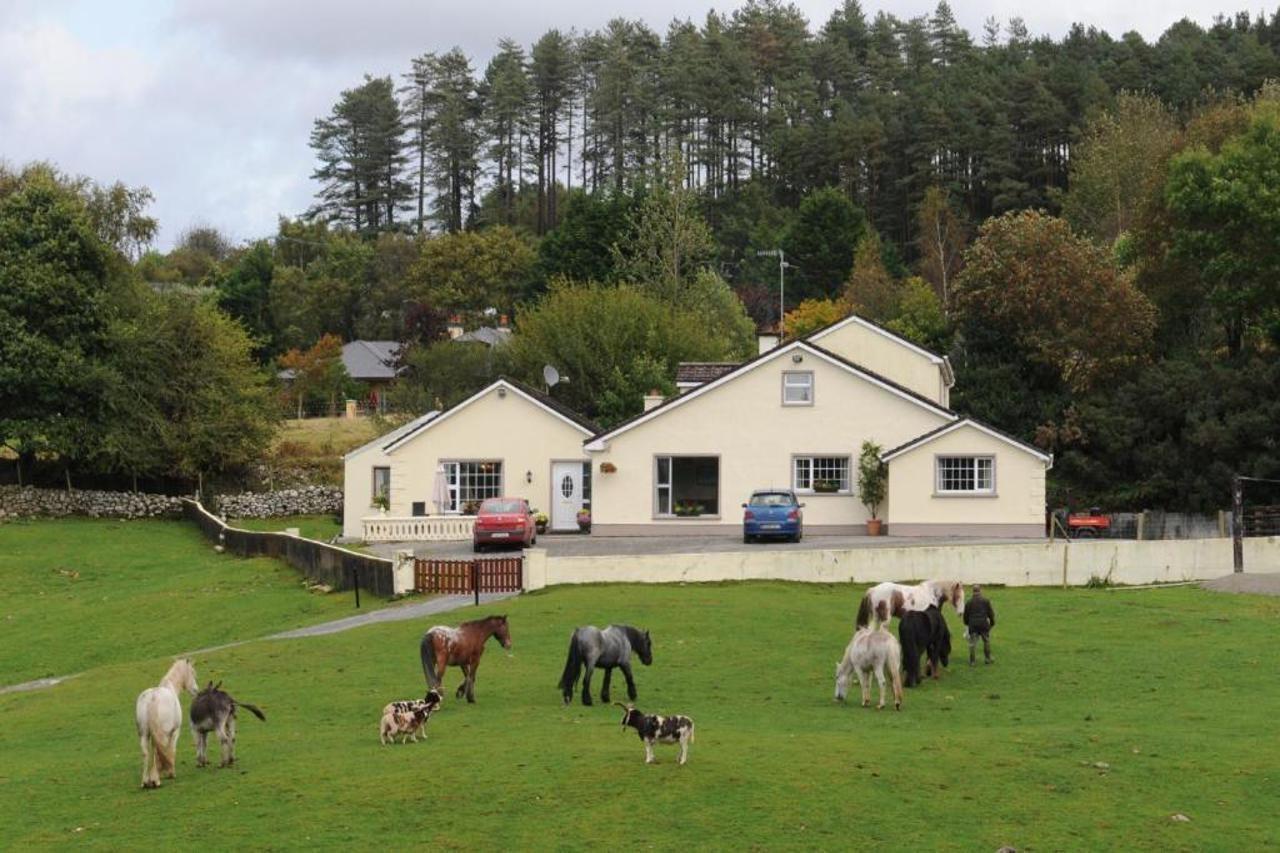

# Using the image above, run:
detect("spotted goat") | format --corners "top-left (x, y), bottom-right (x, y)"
top-left (615, 703), bottom-right (695, 766)
top-left (379, 688), bottom-right (443, 744)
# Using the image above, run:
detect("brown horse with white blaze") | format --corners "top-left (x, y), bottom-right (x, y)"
top-left (419, 615), bottom-right (512, 703)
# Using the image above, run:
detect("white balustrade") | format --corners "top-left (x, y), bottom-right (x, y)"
top-left (362, 515), bottom-right (476, 542)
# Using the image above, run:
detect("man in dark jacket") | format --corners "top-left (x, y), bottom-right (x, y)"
top-left (964, 584), bottom-right (996, 665)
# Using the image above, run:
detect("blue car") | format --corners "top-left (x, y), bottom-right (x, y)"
top-left (742, 490), bottom-right (804, 543)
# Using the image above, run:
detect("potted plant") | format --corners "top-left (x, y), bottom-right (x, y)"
top-left (814, 479), bottom-right (840, 494)
top-left (533, 511), bottom-right (549, 535)
top-left (373, 494), bottom-right (390, 514)
top-left (674, 501), bottom-right (704, 517)
top-left (858, 440), bottom-right (887, 535)
top-left (600, 461), bottom-right (617, 474)
top-left (462, 499), bottom-right (481, 516)
top-left (576, 508), bottom-right (591, 532)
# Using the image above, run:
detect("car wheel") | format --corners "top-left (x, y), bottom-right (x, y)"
top-left (743, 533), bottom-right (752, 544)
top-left (472, 543), bottom-right (483, 553)
top-left (793, 532), bottom-right (802, 543)
top-left (531, 533), bottom-right (537, 546)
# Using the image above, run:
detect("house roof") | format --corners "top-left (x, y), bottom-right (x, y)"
top-left (381, 377), bottom-right (598, 455)
top-left (342, 410), bottom-right (441, 461)
top-left (880, 418), bottom-right (1054, 466)
top-left (343, 340), bottom-right (402, 381)
top-left (804, 312), bottom-right (947, 367)
top-left (455, 327), bottom-right (512, 347)
top-left (675, 362), bottom-right (738, 385)
top-left (584, 339), bottom-right (957, 451)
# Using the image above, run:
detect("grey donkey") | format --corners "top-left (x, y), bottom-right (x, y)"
top-left (190, 681), bottom-right (266, 768)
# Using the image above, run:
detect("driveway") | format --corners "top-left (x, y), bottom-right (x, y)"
top-left (368, 532), bottom-right (1048, 559)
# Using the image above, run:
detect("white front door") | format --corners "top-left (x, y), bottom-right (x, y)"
top-left (551, 462), bottom-right (584, 531)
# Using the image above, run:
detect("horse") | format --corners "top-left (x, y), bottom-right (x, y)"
top-left (835, 626), bottom-right (904, 710)
top-left (190, 681), bottom-right (266, 769)
top-left (420, 615), bottom-right (511, 703)
top-left (559, 625), bottom-right (652, 706)
top-left (855, 580), bottom-right (965, 629)
top-left (899, 604), bottom-right (952, 688)
top-left (135, 658), bottom-right (198, 788)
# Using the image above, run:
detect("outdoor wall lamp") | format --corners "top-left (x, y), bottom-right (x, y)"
top-left (497, 387), bottom-right (507, 398)
top-left (792, 353), bottom-right (804, 363)
top-left (526, 470), bottom-right (533, 484)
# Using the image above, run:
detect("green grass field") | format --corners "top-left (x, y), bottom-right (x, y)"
top-left (1, 522), bottom-right (1278, 849)
top-left (0, 519), bottom-right (381, 685)
top-left (228, 514), bottom-right (344, 543)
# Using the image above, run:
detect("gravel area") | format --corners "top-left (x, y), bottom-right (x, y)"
top-left (1200, 573), bottom-right (1280, 596)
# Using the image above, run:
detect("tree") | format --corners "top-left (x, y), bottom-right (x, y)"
top-left (783, 297), bottom-right (847, 339)
top-left (483, 39), bottom-right (533, 227)
top-left (781, 188), bottom-right (867, 301)
top-left (211, 241), bottom-right (277, 357)
top-left (883, 277), bottom-right (949, 351)
top-left (388, 339), bottom-right (503, 413)
top-left (914, 185), bottom-right (968, 312)
top-left (953, 210), bottom-right (1157, 392)
top-left (538, 189), bottom-right (639, 283)
top-left (1165, 101), bottom-right (1280, 356)
top-left (278, 333), bottom-right (349, 418)
top-left (843, 231), bottom-right (900, 322)
top-left (530, 29), bottom-right (576, 232)
top-left (420, 50), bottom-right (484, 232)
top-left (309, 76), bottom-right (411, 233)
top-left (405, 226), bottom-right (536, 313)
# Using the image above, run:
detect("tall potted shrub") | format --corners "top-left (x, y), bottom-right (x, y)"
top-left (858, 440), bottom-right (887, 536)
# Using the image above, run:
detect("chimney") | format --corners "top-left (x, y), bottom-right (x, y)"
top-left (447, 314), bottom-right (464, 339)
top-left (757, 332), bottom-right (780, 354)
top-left (498, 314), bottom-right (509, 328)
top-left (643, 389), bottom-right (666, 412)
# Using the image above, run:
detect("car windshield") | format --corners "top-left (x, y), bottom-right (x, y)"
top-left (480, 499), bottom-right (524, 514)
top-left (749, 492), bottom-right (794, 507)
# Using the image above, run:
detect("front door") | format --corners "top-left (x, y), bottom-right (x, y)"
top-left (551, 461), bottom-right (584, 531)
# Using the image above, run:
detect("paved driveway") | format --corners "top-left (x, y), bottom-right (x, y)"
top-left (369, 532), bottom-right (1048, 559)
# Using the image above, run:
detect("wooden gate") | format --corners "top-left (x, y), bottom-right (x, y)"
top-left (414, 556), bottom-right (524, 596)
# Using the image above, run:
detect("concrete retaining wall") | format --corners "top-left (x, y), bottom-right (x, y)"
top-left (523, 536), bottom-right (1280, 591)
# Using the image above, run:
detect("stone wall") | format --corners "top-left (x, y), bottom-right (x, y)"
top-left (214, 486), bottom-right (343, 519)
top-left (0, 485), bottom-right (184, 520)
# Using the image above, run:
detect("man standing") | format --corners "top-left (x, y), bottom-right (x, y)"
top-left (965, 584), bottom-right (996, 665)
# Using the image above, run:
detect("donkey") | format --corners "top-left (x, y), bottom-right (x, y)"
top-left (190, 681), bottom-right (266, 768)
top-left (135, 659), bottom-right (198, 788)
top-left (835, 626), bottom-right (903, 710)
top-left (559, 625), bottom-right (652, 706)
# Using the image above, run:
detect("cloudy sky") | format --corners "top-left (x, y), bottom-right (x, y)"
top-left (0, 0), bottom-right (1237, 249)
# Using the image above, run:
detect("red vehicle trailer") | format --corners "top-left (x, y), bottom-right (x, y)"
top-left (1067, 507), bottom-right (1110, 538)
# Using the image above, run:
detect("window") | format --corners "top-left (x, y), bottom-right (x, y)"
top-left (793, 456), bottom-right (851, 493)
top-left (411, 501), bottom-right (426, 517)
top-left (655, 456), bottom-right (719, 516)
top-left (443, 461), bottom-right (503, 512)
top-left (782, 371), bottom-right (813, 405)
top-left (372, 466), bottom-right (391, 505)
top-left (936, 456), bottom-right (994, 494)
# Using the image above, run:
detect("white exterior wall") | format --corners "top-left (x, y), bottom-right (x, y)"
top-left (342, 386), bottom-right (590, 539)
top-left (885, 424), bottom-right (1048, 536)
top-left (590, 348), bottom-right (952, 533)
top-left (522, 536), bottom-right (1280, 591)
top-left (810, 319), bottom-right (949, 405)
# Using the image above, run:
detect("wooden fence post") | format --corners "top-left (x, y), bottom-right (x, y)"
top-left (1232, 475), bottom-right (1244, 573)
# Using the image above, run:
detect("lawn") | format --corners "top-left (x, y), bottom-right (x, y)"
top-left (0, 519), bottom-right (380, 685)
top-left (1, 549), bottom-right (1278, 849)
top-left (269, 415), bottom-right (397, 485)
top-left (228, 514), bottom-right (344, 543)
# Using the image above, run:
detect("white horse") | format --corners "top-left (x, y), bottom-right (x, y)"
top-left (835, 626), bottom-right (903, 710)
top-left (855, 580), bottom-right (965, 630)
top-left (135, 658), bottom-right (198, 789)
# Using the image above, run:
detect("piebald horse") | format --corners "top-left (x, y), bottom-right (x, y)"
top-left (135, 658), bottom-right (198, 789)
top-left (420, 615), bottom-right (512, 703)
top-left (855, 580), bottom-right (965, 629)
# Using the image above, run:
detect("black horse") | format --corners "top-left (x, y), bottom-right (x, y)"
top-left (899, 605), bottom-right (951, 687)
top-left (557, 625), bottom-right (652, 706)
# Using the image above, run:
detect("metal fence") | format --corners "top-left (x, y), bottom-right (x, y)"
top-left (1053, 509), bottom-right (1230, 540)
top-left (183, 499), bottom-right (395, 596)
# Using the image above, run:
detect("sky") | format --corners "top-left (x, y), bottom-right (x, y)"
top-left (0, 0), bottom-right (1242, 250)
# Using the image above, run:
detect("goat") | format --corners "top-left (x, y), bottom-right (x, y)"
top-left (615, 703), bottom-right (695, 766)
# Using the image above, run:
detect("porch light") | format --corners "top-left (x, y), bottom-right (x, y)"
top-left (792, 353), bottom-right (803, 363)
top-left (526, 470), bottom-right (533, 484)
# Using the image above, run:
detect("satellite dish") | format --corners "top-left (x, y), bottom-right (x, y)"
top-left (542, 365), bottom-right (561, 387)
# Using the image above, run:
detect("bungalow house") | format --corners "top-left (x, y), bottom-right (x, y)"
top-left (342, 312), bottom-right (1051, 541)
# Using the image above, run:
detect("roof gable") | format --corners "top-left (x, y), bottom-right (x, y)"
top-left (382, 377), bottom-right (597, 455)
top-left (342, 410), bottom-right (439, 461)
top-left (881, 418), bottom-right (1053, 466)
top-left (806, 313), bottom-right (944, 364)
top-left (585, 340), bottom-right (956, 450)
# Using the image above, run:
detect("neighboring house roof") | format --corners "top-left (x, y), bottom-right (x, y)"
top-left (343, 340), bottom-right (402, 381)
top-left (342, 409), bottom-right (441, 461)
top-left (585, 339), bottom-right (957, 451)
top-left (805, 313), bottom-right (954, 388)
top-left (381, 377), bottom-right (598, 455)
top-left (880, 418), bottom-right (1054, 466)
top-left (675, 362), bottom-right (738, 387)
top-left (454, 327), bottom-right (512, 347)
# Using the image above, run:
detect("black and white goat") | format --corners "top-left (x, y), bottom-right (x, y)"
top-left (189, 681), bottom-right (266, 768)
top-left (615, 703), bottom-right (695, 766)
top-left (379, 688), bottom-right (443, 744)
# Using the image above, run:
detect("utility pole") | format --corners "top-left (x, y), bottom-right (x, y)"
top-left (1233, 474), bottom-right (1244, 573)
top-left (756, 249), bottom-right (792, 338)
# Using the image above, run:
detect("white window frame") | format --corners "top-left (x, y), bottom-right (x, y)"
top-left (782, 371), bottom-right (814, 406)
top-left (371, 466), bottom-right (391, 505)
top-left (792, 455), bottom-right (852, 494)
top-left (653, 455), bottom-right (721, 518)
top-left (443, 460), bottom-right (504, 512)
top-left (934, 455), bottom-right (995, 495)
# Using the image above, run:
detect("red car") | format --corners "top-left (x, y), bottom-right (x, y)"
top-left (473, 497), bottom-right (536, 552)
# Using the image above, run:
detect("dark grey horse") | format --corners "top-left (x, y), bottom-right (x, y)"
top-left (558, 625), bottom-right (652, 706)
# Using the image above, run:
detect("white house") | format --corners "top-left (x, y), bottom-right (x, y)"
top-left (342, 312), bottom-right (1051, 541)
